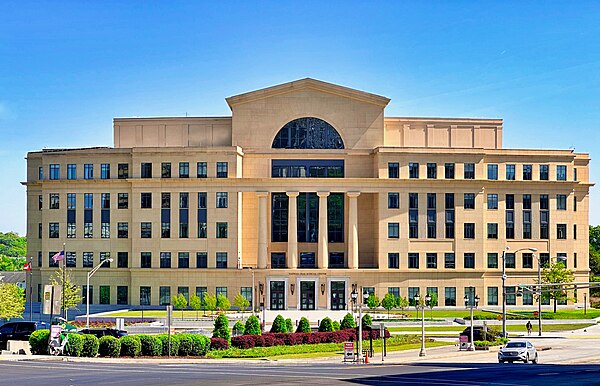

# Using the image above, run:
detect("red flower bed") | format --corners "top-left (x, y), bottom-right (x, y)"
top-left (230, 328), bottom-right (380, 349)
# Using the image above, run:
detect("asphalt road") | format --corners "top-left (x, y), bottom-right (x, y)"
top-left (1, 360), bottom-right (599, 386)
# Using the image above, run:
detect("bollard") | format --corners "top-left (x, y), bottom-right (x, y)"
top-left (365, 351), bottom-right (369, 363)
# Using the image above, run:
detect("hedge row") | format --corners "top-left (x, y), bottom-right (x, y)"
top-left (231, 328), bottom-right (390, 349)
top-left (29, 330), bottom-right (100, 357)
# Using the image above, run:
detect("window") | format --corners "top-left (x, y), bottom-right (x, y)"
top-left (557, 252), bottom-right (567, 268)
top-left (506, 164), bottom-right (515, 180)
top-left (299, 251), bottom-right (316, 268)
top-left (159, 286), bottom-right (171, 306)
top-left (388, 192), bottom-right (399, 209)
top-left (101, 222), bottom-right (110, 239)
top-left (67, 223), bottom-right (76, 238)
top-left (523, 164), bottom-right (532, 180)
top-left (506, 286), bottom-right (516, 305)
top-left (444, 163), bottom-right (455, 179)
top-left (524, 193), bottom-right (532, 209)
top-left (271, 253), bottom-right (286, 269)
top-left (117, 222), bottom-right (128, 239)
top-left (216, 162), bottom-right (228, 178)
top-left (118, 163), bottom-right (129, 179)
top-left (388, 253), bottom-right (399, 269)
top-left (329, 252), bottom-right (344, 268)
top-left (48, 251), bottom-right (59, 267)
top-left (506, 194), bottom-right (514, 209)
top-left (388, 287), bottom-right (400, 299)
top-left (49, 193), bottom-right (60, 209)
top-left (270, 193), bottom-right (288, 242)
top-left (487, 194), bottom-right (498, 210)
top-left (488, 287), bottom-right (498, 306)
top-left (141, 162), bottom-right (152, 178)
top-left (117, 286), bottom-right (128, 305)
top-left (464, 193), bottom-right (475, 209)
top-left (540, 164), bottom-right (549, 180)
top-left (117, 252), bottom-right (128, 268)
top-left (83, 252), bottom-right (94, 268)
top-left (140, 287), bottom-right (151, 305)
top-left (427, 163), bottom-right (437, 179)
top-left (557, 165), bottom-right (567, 181)
top-left (557, 224), bottom-right (567, 239)
top-left (464, 287), bottom-right (476, 306)
top-left (444, 253), bottom-right (455, 269)
top-left (409, 193), bottom-right (418, 239)
top-left (84, 222), bottom-right (93, 238)
top-left (464, 253), bottom-right (475, 269)
top-left (118, 193), bottom-right (128, 209)
top-left (574, 224), bottom-right (577, 240)
top-left (327, 193), bottom-right (344, 243)
top-left (196, 287), bottom-right (207, 303)
top-left (178, 252), bottom-right (189, 268)
top-left (82, 286), bottom-right (93, 305)
top-left (65, 193), bottom-right (74, 209)
top-left (99, 286), bottom-right (110, 305)
top-left (101, 163), bottom-right (110, 179)
top-left (179, 162), bottom-right (189, 178)
top-left (427, 193), bottom-right (436, 239)
top-left (523, 291), bottom-right (533, 305)
top-left (241, 287), bottom-right (253, 305)
top-left (272, 117), bottom-right (344, 149)
top-left (464, 163), bottom-right (475, 179)
top-left (216, 252), bottom-right (227, 269)
top-left (574, 196), bottom-right (577, 211)
top-left (216, 192), bottom-right (228, 208)
top-left (198, 192), bottom-right (207, 238)
top-left (539, 194), bottom-right (549, 210)
top-left (84, 164), bottom-right (93, 179)
top-left (66, 252), bottom-right (76, 268)
top-left (39, 195), bottom-right (42, 210)
top-left (444, 287), bottom-right (456, 306)
top-left (388, 162), bottom-right (399, 178)
top-left (272, 160), bottom-right (345, 178)
top-left (523, 253), bottom-right (533, 269)
top-left (485, 222), bottom-right (498, 239)
top-left (445, 193), bottom-right (454, 238)
top-left (408, 253), bottom-right (419, 269)
top-left (408, 287), bottom-right (419, 306)
top-left (161, 162), bottom-right (171, 178)
top-left (505, 253), bottom-right (516, 269)
top-left (160, 252), bottom-right (171, 268)
top-left (39, 166), bottom-right (43, 180)
top-left (487, 253), bottom-right (498, 269)
top-left (216, 222), bottom-right (228, 238)
top-left (141, 222), bottom-right (152, 238)
top-left (196, 252), bottom-right (208, 268)
top-left (523, 210), bottom-right (532, 239)
top-left (141, 193), bottom-right (152, 209)
top-left (67, 164), bottom-right (76, 180)
top-left (426, 253), bottom-right (437, 269)
top-left (557, 194), bottom-right (567, 210)
top-left (388, 223), bottom-right (399, 239)
top-left (297, 193), bottom-right (319, 243)
top-left (49, 223), bottom-right (59, 238)
top-left (100, 252), bottom-right (110, 268)
top-left (409, 162), bottom-right (419, 178)
top-left (464, 223), bottom-right (475, 239)
top-left (197, 162), bottom-right (207, 178)
top-left (216, 287), bottom-right (228, 299)
top-left (49, 164), bottom-right (60, 180)
top-left (487, 164), bottom-right (498, 180)
top-left (101, 193), bottom-right (110, 209)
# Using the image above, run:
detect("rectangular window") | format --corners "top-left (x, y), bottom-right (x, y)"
top-left (557, 224), bottom-right (567, 239)
top-left (141, 222), bottom-right (152, 238)
top-left (523, 291), bottom-right (533, 305)
top-left (99, 286), bottom-right (110, 305)
top-left (99, 252), bottom-right (111, 268)
top-left (506, 286), bottom-right (516, 305)
top-left (388, 287), bottom-right (400, 299)
top-left (557, 194), bottom-right (567, 210)
top-left (271, 253), bottom-right (286, 269)
top-left (444, 287), bottom-right (456, 306)
top-left (388, 253), bottom-right (399, 269)
top-left (159, 286), bottom-right (171, 306)
top-left (49, 193), bottom-right (60, 209)
top-left (117, 222), bottom-right (128, 238)
top-left (505, 253), bottom-right (516, 269)
top-left (118, 163), bottom-right (129, 179)
top-left (241, 287), bottom-right (252, 305)
top-left (101, 163), bottom-right (110, 179)
top-left (83, 252), bottom-right (94, 268)
top-left (388, 192), bottom-right (399, 209)
top-left (117, 252), bottom-right (128, 268)
top-left (464, 253), bottom-right (475, 269)
top-left (464, 193), bottom-right (475, 209)
top-left (65, 252), bottom-right (76, 268)
top-left (327, 193), bottom-right (344, 243)
top-left (523, 194), bottom-right (532, 209)
top-left (426, 253), bottom-right (437, 269)
top-left (140, 287), bottom-right (151, 305)
top-left (444, 163), bottom-right (455, 179)
top-left (299, 252), bottom-right (316, 268)
top-left (271, 193), bottom-right (288, 242)
top-left (216, 162), bottom-right (228, 178)
top-left (388, 223), bottom-right (399, 239)
top-left (179, 162), bottom-right (189, 178)
top-left (574, 196), bottom-right (577, 212)
top-left (196, 287), bottom-right (207, 302)
top-left (39, 166), bottom-right (43, 180)
top-left (523, 210), bottom-right (532, 239)
top-left (557, 252), bottom-right (567, 268)
top-left (427, 163), bottom-right (437, 179)
top-left (196, 252), bottom-right (208, 268)
top-left (487, 164), bottom-right (498, 180)
top-left (464, 223), bottom-right (475, 239)
top-left (67, 164), bottom-right (76, 180)
top-left (84, 222), bottom-right (93, 238)
top-left (66, 193), bottom-right (76, 209)
top-left (67, 223), bottom-right (76, 238)
top-left (216, 287), bottom-right (227, 299)
top-left (216, 222), bottom-right (228, 238)
top-left (101, 193), bottom-right (110, 209)
top-left (49, 223), bottom-right (59, 238)
top-left (408, 253), bottom-right (419, 269)
top-left (178, 252), bottom-right (189, 269)
top-left (427, 193), bottom-right (436, 239)
top-left (487, 287), bottom-right (498, 306)
top-left (141, 162), bottom-right (152, 178)
top-left (540, 165), bottom-right (549, 180)
top-left (197, 162), bottom-right (207, 178)
top-left (487, 194), bottom-right (498, 210)
top-left (160, 252), bottom-right (171, 268)
top-left (506, 164), bottom-right (515, 180)
top-left (506, 210), bottom-right (515, 239)
top-left (118, 193), bottom-right (128, 209)
top-left (117, 286), bottom-right (128, 305)
top-left (161, 162), bottom-right (171, 178)
top-left (487, 253), bottom-right (498, 269)
top-left (444, 253), bottom-right (455, 269)
top-left (216, 192), bottom-right (228, 208)
top-left (388, 162), bottom-right (399, 178)
top-left (141, 193), bottom-right (152, 209)
top-left (523, 164), bottom-right (532, 180)
top-left (101, 222), bottom-right (110, 239)
top-left (540, 209), bottom-right (549, 239)
top-left (216, 252), bottom-right (227, 269)
top-left (574, 224), bottom-right (577, 240)
top-left (82, 286), bottom-right (93, 305)
top-left (557, 165), bottom-right (567, 181)
top-left (408, 287), bottom-right (419, 306)
top-left (506, 194), bottom-right (514, 209)
top-left (49, 164), bottom-right (60, 180)
top-left (445, 193), bottom-right (454, 239)
top-left (84, 164), bottom-right (93, 179)
top-left (464, 163), bottom-right (475, 179)
top-left (39, 195), bottom-right (42, 210)
top-left (523, 253), bottom-right (533, 269)
top-left (409, 162), bottom-right (419, 178)
top-left (540, 194), bottom-right (549, 210)
top-left (574, 168), bottom-right (578, 181)
top-left (487, 223), bottom-right (498, 239)
top-left (409, 193), bottom-right (418, 239)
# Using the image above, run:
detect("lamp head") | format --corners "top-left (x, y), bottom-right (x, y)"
top-left (363, 292), bottom-right (369, 302)
top-left (414, 294), bottom-right (420, 303)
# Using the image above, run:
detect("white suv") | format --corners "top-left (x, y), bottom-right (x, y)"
top-left (498, 340), bottom-right (538, 364)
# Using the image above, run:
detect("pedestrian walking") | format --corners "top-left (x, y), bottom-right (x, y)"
top-left (526, 320), bottom-right (532, 336)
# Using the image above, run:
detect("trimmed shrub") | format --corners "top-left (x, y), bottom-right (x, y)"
top-left (270, 315), bottom-right (287, 333)
top-left (80, 334), bottom-right (99, 357)
top-left (157, 334), bottom-right (180, 356)
top-left (340, 313), bottom-right (356, 329)
top-left (189, 334), bottom-right (210, 356)
top-left (65, 333), bottom-right (84, 357)
top-left (318, 317), bottom-right (334, 332)
top-left (212, 314), bottom-right (231, 341)
top-left (29, 329), bottom-right (50, 355)
top-left (332, 321), bottom-right (340, 331)
top-left (139, 334), bottom-right (162, 356)
top-left (245, 315), bottom-right (261, 335)
top-left (362, 314), bottom-right (373, 327)
top-left (210, 337), bottom-right (229, 350)
top-left (231, 335), bottom-right (256, 349)
top-left (233, 321), bottom-right (245, 335)
top-left (178, 334), bottom-right (194, 356)
top-left (296, 317), bottom-right (311, 333)
top-left (120, 335), bottom-right (141, 357)
top-left (285, 318), bottom-right (293, 333)
top-left (98, 336), bottom-right (121, 357)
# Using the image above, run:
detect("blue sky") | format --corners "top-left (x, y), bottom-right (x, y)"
top-left (1, 1), bottom-right (599, 235)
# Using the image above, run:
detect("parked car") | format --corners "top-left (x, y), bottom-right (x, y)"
top-left (0, 321), bottom-right (49, 350)
top-left (78, 328), bottom-right (127, 338)
top-left (460, 326), bottom-right (500, 342)
top-left (498, 340), bottom-right (538, 363)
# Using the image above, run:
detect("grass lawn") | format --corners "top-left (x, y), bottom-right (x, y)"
top-left (374, 309), bottom-right (600, 320)
top-left (106, 310), bottom-right (226, 318)
top-left (387, 323), bottom-right (594, 334)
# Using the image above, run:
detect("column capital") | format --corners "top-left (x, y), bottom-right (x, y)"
top-left (347, 191), bottom-right (361, 198)
top-left (317, 191), bottom-right (330, 198)
top-left (256, 191), bottom-right (269, 198)
top-left (286, 192), bottom-right (300, 198)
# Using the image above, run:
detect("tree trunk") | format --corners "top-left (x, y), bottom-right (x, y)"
top-left (554, 298), bottom-right (557, 313)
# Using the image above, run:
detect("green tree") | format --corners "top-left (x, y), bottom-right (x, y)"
top-left (212, 313), bottom-right (231, 341)
top-left (340, 313), bottom-right (356, 329)
top-left (395, 296), bottom-right (409, 314)
top-left (244, 315), bottom-right (261, 335)
top-left (332, 320), bottom-right (340, 331)
top-left (367, 294), bottom-right (380, 309)
top-left (189, 294), bottom-right (202, 320)
top-left (49, 266), bottom-right (81, 320)
top-left (285, 318), bottom-right (293, 333)
top-left (541, 261), bottom-right (575, 313)
top-left (427, 292), bottom-right (438, 319)
top-left (381, 293), bottom-right (396, 317)
top-left (0, 283), bottom-right (25, 320)
top-left (296, 317), bottom-right (311, 333)
top-left (233, 320), bottom-right (245, 335)
top-left (270, 314), bottom-right (287, 333)
top-left (234, 293), bottom-right (250, 316)
top-left (362, 313), bottom-right (372, 327)
top-left (204, 293), bottom-right (217, 315)
top-left (0, 232), bottom-right (27, 258)
top-left (0, 256), bottom-right (26, 271)
top-left (172, 293), bottom-right (187, 319)
top-left (216, 294), bottom-right (231, 312)
top-left (318, 317), bottom-right (333, 332)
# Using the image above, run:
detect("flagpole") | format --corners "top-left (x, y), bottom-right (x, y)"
top-left (29, 257), bottom-right (33, 321)
top-left (62, 242), bottom-right (66, 320)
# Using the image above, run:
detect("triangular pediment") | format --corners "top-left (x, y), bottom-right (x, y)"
top-left (226, 78), bottom-right (391, 109)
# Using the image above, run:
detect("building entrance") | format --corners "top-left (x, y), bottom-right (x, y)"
top-left (300, 281), bottom-right (316, 310)
top-left (330, 281), bottom-right (346, 310)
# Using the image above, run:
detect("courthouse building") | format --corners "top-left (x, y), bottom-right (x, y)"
top-left (25, 78), bottom-right (591, 312)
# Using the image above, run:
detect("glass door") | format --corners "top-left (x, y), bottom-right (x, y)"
top-left (270, 281), bottom-right (285, 310)
top-left (330, 281), bottom-right (346, 310)
top-left (300, 281), bottom-right (315, 310)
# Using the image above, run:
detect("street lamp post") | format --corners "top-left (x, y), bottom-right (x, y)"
top-left (86, 258), bottom-right (113, 328)
top-left (464, 293), bottom-right (480, 351)
top-left (414, 293), bottom-right (431, 357)
top-left (358, 291), bottom-right (369, 363)
top-left (502, 246), bottom-right (537, 339)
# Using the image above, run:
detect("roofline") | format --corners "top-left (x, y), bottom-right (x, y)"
top-left (114, 116), bottom-right (232, 122)
top-left (385, 117), bottom-right (503, 124)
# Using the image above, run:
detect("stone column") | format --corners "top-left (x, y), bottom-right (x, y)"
top-left (286, 192), bottom-right (299, 269)
top-left (257, 192), bottom-right (269, 269)
top-left (317, 192), bottom-right (330, 269)
top-left (347, 192), bottom-right (360, 269)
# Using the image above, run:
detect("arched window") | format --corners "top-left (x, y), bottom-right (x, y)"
top-left (272, 117), bottom-right (344, 149)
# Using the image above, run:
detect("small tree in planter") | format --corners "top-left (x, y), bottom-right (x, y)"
top-left (216, 294), bottom-right (231, 312)
top-left (340, 313), bottom-right (356, 329)
top-left (173, 293), bottom-right (188, 320)
top-left (204, 293), bottom-right (217, 315)
top-left (427, 291), bottom-right (438, 319)
top-left (285, 318), bottom-right (293, 333)
top-left (381, 293), bottom-right (396, 318)
top-left (367, 294), bottom-right (380, 310)
top-left (332, 320), bottom-right (340, 331)
top-left (395, 296), bottom-right (409, 317)
top-left (296, 317), bottom-right (311, 333)
top-left (189, 294), bottom-right (202, 320)
top-left (233, 320), bottom-right (245, 336)
top-left (212, 313), bottom-right (231, 341)
top-left (234, 293), bottom-right (250, 317)
top-left (245, 315), bottom-right (261, 335)
top-left (270, 314), bottom-right (287, 333)
top-left (362, 313), bottom-right (372, 328)
top-left (318, 317), bottom-right (334, 332)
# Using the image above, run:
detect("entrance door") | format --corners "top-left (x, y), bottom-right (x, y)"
top-left (270, 281), bottom-right (285, 310)
top-left (300, 281), bottom-right (315, 310)
top-left (330, 281), bottom-right (346, 310)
